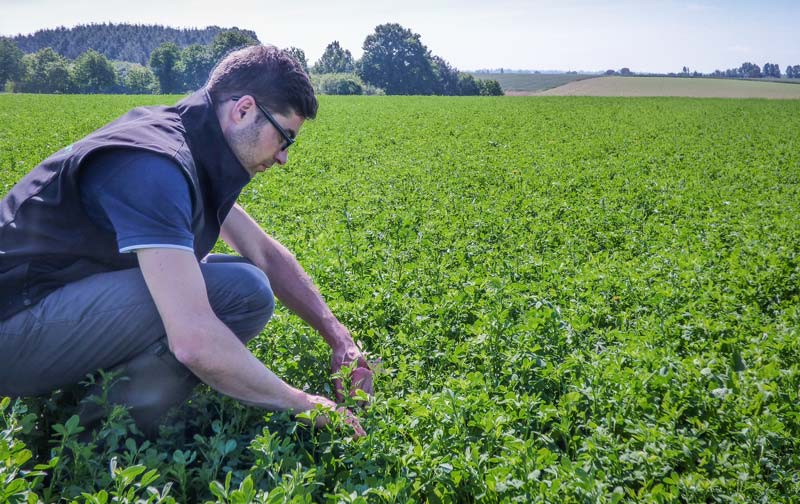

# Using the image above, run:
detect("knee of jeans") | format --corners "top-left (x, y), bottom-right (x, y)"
top-left (233, 264), bottom-right (275, 339)
top-left (238, 264), bottom-right (274, 318)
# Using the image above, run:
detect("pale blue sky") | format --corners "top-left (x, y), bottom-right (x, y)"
top-left (1, 0), bottom-right (797, 73)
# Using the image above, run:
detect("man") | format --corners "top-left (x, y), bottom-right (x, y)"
top-left (0, 45), bottom-right (371, 437)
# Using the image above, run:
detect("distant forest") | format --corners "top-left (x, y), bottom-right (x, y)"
top-left (11, 23), bottom-right (258, 65)
top-left (0, 22), bottom-right (503, 96)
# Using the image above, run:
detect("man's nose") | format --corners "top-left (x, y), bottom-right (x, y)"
top-left (275, 149), bottom-right (288, 165)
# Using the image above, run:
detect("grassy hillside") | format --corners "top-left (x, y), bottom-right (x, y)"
top-left (539, 76), bottom-right (800, 98)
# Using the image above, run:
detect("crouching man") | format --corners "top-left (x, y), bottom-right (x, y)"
top-left (0, 45), bottom-right (371, 437)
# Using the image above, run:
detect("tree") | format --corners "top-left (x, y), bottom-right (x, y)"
top-left (150, 42), bottom-right (182, 94)
top-left (0, 37), bottom-right (25, 89)
top-left (619, 67), bottom-right (632, 76)
top-left (359, 23), bottom-right (437, 95)
top-left (72, 49), bottom-right (117, 93)
top-left (456, 73), bottom-right (480, 95)
top-left (431, 55), bottom-right (459, 96)
top-left (210, 29), bottom-right (259, 62)
top-left (10, 23), bottom-right (249, 66)
top-left (786, 65), bottom-right (794, 78)
top-left (314, 73), bottom-right (364, 95)
top-left (479, 79), bottom-right (503, 96)
top-left (284, 46), bottom-right (309, 74)
top-left (17, 47), bottom-right (73, 93)
top-left (762, 62), bottom-right (781, 78)
top-left (180, 44), bottom-right (213, 90)
top-left (313, 41), bottom-right (355, 74)
top-left (124, 64), bottom-right (157, 94)
top-left (739, 62), bottom-right (761, 78)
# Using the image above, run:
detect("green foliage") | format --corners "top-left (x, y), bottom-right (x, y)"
top-left (122, 65), bottom-right (158, 95)
top-left (149, 42), bottom-right (182, 94)
top-left (312, 73), bottom-right (364, 95)
top-left (456, 72), bottom-right (480, 95)
top-left (210, 30), bottom-right (259, 63)
top-left (11, 23), bottom-right (253, 66)
top-left (1, 94), bottom-right (799, 501)
top-left (17, 47), bottom-right (74, 93)
top-left (179, 44), bottom-right (214, 91)
top-left (284, 46), bottom-right (309, 75)
top-left (432, 55), bottom-right (460, 96)
top-left (73, 49), bottom-right (117, 94)
top-left (0, 37), bottom-right (25, 89)
top-left (359, 23), bottom-right (437, 95)
top-left (312, 41), bottom-right (355, 74)
top-left (479, 79), bottom-right (504, 96)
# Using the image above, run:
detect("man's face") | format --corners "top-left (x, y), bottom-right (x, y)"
top-left (225, 97), bottom-right (305, 178)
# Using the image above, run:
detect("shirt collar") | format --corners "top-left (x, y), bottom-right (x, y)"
top-left (175, 89), bottom-right (251, 210)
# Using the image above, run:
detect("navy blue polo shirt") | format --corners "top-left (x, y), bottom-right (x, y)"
top-left (79, 148), bottom-right (194, 254)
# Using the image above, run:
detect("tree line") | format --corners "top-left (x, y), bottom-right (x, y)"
top-left (709, 62), bottom-right (800, 79)
top-left (0, 30), bottom-right (261, 94)
top-left (669, 63), bottom-right (800, 79)
top-left (10, 23), bottom-right (251, 66)
top-left (0, 23), bottom-right (502, 96)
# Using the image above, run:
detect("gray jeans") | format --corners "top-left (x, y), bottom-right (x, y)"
top-left (0, 254), bottom-right (274, 432)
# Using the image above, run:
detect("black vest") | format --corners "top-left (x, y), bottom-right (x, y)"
top-left (0, 89), bottom-right (251, 321)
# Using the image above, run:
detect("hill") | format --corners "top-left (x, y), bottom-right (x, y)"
top-left (537, 76), bottom-right (800, 99)
top-left (468, 72), bottom-right (595, 93)
top-left (10, 23), bottom-right (259, 65)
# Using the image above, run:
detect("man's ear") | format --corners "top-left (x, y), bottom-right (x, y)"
top-left (230, 95), bottom-right (255, 124)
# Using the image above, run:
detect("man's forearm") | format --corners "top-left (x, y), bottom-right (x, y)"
top-left (259, 235), bottom-right (351, 350)
top-left (171, 314), bottom-right (328, 412)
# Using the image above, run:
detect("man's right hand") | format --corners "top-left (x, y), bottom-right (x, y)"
top-left (303, 395), bottom-right (366, 439)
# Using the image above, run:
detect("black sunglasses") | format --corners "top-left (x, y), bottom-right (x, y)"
top-left (230, 96), bottom-right (295, 151)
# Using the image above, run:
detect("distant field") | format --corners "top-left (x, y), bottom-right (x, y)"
top-left (537, 76), bottom-right (800, 99)
top-left (469, 72), bottom-right (595, 93)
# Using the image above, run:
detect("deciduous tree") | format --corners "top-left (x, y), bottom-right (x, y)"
top-left (0, 37), bottom-right (24, 89)
top-left (180, 44), bottom-right (213, 90)
top-left (359, 23), bottom-right (437, 95)
top-left (17, 47), bottom-right (73, 93)
top-left (479, 79), bottom-right (503, 96)
top-left (313, 41), bottom-right (355, 74)
top-left (210, 29), bottom-right (258, 62)
top-left (124, 64), bottom-right (157, 94)
top-left (285, 47), bottom-right (309, 74)
top-left (73, 49), bottom-right (117, 93)
top-left (150, 42), bottom-right (182, 94)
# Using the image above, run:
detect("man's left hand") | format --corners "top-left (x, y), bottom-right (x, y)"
top-left (331, 335), bottom-right (374, 403)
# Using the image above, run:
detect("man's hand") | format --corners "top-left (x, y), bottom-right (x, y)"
top-left (300, 395), bottom-right (366, 439)
top-left (331, 335), bottom-right (374, 403)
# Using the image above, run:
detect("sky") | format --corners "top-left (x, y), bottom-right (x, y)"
top-left (1, 0), bottom-right (798, 74)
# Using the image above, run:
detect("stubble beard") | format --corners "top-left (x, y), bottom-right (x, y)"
top-left (229, 121), bottom-right (265, 177)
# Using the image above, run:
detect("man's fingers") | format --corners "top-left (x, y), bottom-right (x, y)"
top-left (338, 407), bottom-right (366, 439)
top-left (334, 377), bottom-right (344, 402)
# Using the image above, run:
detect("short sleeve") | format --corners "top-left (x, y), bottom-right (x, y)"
top-left (79, 149), bottom-right (194, 254)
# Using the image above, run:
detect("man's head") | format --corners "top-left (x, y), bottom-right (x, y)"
top-left (208, 45), bottom-right (317, 177)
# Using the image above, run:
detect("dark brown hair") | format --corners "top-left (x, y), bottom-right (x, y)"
top-left (207, 45), bottom-right (317, 119)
